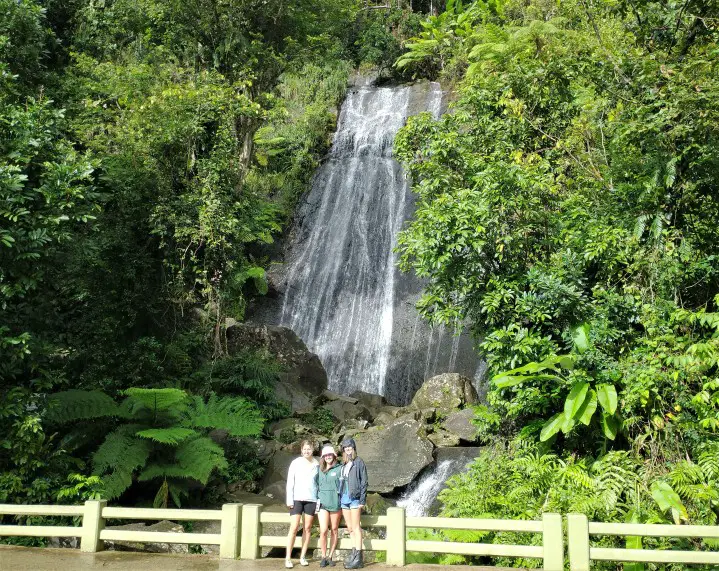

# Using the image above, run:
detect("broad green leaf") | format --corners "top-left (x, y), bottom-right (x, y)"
top-left (493, 373), bottom-right (562, 388)
top-left (650, 481), bottom-right (688, 524)
top-left (601, 412), bottom-right (620, 440)
top-left (597, 384), bottom-right (618, 415)
top-left (576, 389), bottom-right (598, 425)
top-left (564, 382), bottom-right (590, 420)
top-left (571, 323), bottom-right (590, 353)
top-left (561, 414), bottom-right (576, 434)
top-left (540, 412), bottom-right (564, 442)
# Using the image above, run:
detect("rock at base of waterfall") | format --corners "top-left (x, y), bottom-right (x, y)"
top-left (410, 373), bottom-right (479, 412)
top-left (324, 399), bottom-right (372, 423)
top-left (103, 520), bottom-right (188, 554)
top-left (259, 449), bottom-right (296, 498)
top-left (268, 418), bottom-right (313, 441)
top-left (351, 419), bottom-right (434, 493)
top-left (226, 323), bottom-right (327, 414)
top-left (441, 407), bottom-right (479, 442)
top-left (428, 429), bottom-right (461, 448)
top-left (321, 390), bottom-right (358, 404)
top-left (350, 390), bottom-right (387, 410)
top-left (434, 445), bottom-right (483, 465)
top-left (364, 492), bottom-right (392, 515)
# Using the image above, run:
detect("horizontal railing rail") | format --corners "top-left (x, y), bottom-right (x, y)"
top-left (567, 513), bottom-right (719, 570)
top-left (2, 503), bottom-right (718, 568)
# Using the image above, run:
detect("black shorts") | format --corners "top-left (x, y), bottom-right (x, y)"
top-left (290, 500), bottom-right (317, 516)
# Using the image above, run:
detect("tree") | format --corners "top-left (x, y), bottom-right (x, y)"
top-left (47, 388), bottom-right (264, 507)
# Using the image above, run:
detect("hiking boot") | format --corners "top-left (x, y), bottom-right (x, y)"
top-left (328, 558), bottom-right (336, 567)
top-left (320, 558), bottom-right (328, 568)
top-left (345, 550), bottom-right (363, 570)
top-left (343, 548), bottom-right (357, 569)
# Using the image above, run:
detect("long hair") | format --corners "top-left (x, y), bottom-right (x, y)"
top-left (342, 448), bottom-right (355, 464)
top-left (320, 454), bottom-right (337, 473)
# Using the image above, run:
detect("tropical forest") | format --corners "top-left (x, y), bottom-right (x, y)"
top-left (2, 0), bottom-right (719, 568)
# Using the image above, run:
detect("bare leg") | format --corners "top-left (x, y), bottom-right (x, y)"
top-left (350, 508), bottom-right (362, 551)
top-left (329, 510), bottom-right (342, 559)
top-left (341, 508), bottom-right (353, 546)
top-left (318, 510), bottom-right (330, 558)
top-left (300, 514), bottom-right (314, 560)
top-left (286, 513), bottom-right (302, 560)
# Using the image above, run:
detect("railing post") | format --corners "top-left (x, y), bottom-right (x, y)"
top-left (220, 503), bottom-right (242, 559)
top-left (80, 499), bottom-right (107, 553)
top-left (567, 513), bottom-right (590, 571)
top-left (240, 503), bottom-right (261, 560)
top-left (542, 513), bottom-right (564, 571)
top-left (385, 507), bottom-right (406, 566)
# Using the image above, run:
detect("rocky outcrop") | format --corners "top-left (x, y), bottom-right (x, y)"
top-left (260, 449), bottom-right (296, 500)
top-left (352, 419), bottom-right (434, 493)
top-left (350, 390), bottom-right (386, 411)
top-left (441, 407), bottom-right (479, 442)
top-left (410, 373), bottom-right (478, 412)
top-left (428, 429), bottom-right (460, 448)
top-left (324, 399), bottom-right (372, 423)
top-left (226, 323), bottom-right (327, 414)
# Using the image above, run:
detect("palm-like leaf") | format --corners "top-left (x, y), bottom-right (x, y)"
top-left (135, 427), bottom-right (198, 444)
top-left (46, 390), bottom-right (123, 423)
top-left (124, 388), bottom-right (189, 420)
top-left (138, 436), bottom-right (227, 484)
top-left (92, 425), bottom-right (152, 499)
top-left (183, 394), bottom-right (264, 437)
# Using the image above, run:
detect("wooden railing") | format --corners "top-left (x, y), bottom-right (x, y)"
top-left (2, 503), bottom-right (719, 568)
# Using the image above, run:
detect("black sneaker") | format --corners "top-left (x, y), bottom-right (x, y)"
top-left (320, 558), bottom-right (328, 568)
top-left (328, 559), bottom-right (336, 567)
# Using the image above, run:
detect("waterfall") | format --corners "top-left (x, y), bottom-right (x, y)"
top-left (277, 81), bottom-right (479, 403)
top-left (397, 449), bottom-right (479, 516)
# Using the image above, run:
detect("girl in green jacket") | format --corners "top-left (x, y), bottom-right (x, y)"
top-left (316, 444), bottom-right (342, 567)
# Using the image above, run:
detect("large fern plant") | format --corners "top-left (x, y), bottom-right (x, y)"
top-left (46, 388), bottom-right (264, 507)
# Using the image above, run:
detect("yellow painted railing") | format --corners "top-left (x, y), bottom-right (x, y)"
top-left (567, 513), bottom-right (719, 569)
top-left (2, 503), bottom-right (719, 568)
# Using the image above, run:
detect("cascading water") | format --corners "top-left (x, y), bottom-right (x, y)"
top-left (397, 448), bottom-right (481, 516)
top-left (277, 80), bottom-right (479, 403)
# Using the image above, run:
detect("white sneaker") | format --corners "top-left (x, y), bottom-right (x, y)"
top-left (285, 559), bottom-right (294, 568)
top-left (300, 558), bottom-right (309, 566)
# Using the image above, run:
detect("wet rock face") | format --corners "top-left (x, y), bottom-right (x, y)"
top-left (410, 373), bottom-right (478, 412)
top-left (441, 407), bottom-right (479, 443)
top-left (352, 418), bottom-right (434, 493)
top-left (226, 323), bottom-right (327, 414)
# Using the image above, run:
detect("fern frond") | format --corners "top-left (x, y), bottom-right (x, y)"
top-left (101, 467), bottom-right (135, 500)
top-left (124, 388), bottom-right (188, 417)
top-left (93, 425), bottom-right (151, 476)
top-left (184, 394), bottom-right (264, 437)
top-left (138, 436), bottom-right (226, 484)
top-left (135, 427), bottom-right (198, 445)
top-left (46, 390), bottom-right (122, 424)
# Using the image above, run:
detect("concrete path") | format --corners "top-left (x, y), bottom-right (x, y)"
top-left (0, 546), bottom-right (529, 571)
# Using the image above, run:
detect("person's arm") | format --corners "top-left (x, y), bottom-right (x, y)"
top-left (286, 459), bottom-right (296, 507)
top-left (358, 459), bottom-right (368, 506)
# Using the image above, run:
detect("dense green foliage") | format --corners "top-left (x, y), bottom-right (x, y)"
top-left (47, 387), bottom-right (263, 507)
top-left (1, 0), bottom-right (436, 513)
top-left (395, 0), bottom-right (719, 565)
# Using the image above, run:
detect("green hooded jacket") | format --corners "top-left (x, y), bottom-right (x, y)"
top-left (316, 462), bottom-right (342, 512)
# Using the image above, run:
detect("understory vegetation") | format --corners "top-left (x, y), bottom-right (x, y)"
top-left (394, 0), bottom-right (719, 567)
top-left (0, 0), bottom-right (430, 522)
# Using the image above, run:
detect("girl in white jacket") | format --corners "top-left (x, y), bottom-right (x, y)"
top-left (285, 440), bottom-right (319, 568)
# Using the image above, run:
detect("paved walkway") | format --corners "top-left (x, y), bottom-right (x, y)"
top-left (0, 546), bottom-right (529, 571)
